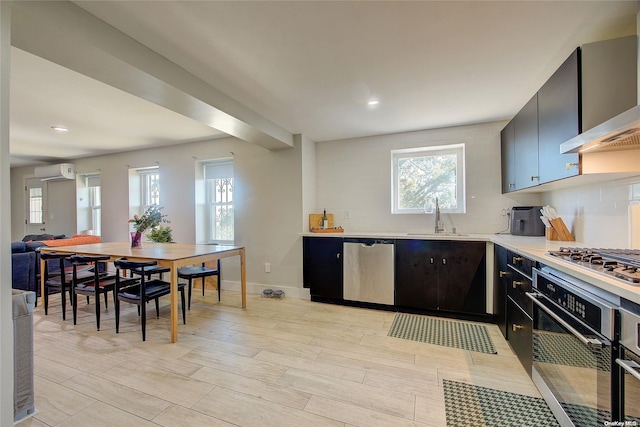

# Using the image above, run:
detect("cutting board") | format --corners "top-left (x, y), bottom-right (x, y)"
top-left (309, 213), bottom-right (334, 231)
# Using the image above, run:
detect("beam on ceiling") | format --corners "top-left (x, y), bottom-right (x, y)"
top-left (10, 1), bottom-right (293, 151)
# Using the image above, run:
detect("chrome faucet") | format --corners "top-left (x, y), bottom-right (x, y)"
top-left (434, 197), bottom-right (445, 233)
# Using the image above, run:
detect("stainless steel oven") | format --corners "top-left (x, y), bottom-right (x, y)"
top-left (617, 301), bottom-right (640, 424)
top-left (530, 266), bottom-right (620, 427)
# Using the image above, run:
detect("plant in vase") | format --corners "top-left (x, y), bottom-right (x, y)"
top-left (128, 205), bottom-right (169, 247)
top-left (147, 225), bottom-right (174, 243)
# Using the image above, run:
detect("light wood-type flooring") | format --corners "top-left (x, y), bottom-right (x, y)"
top-left (16, 289), bottom-right (542, 426)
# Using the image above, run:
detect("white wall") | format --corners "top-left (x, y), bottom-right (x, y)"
top-left (543, 176), bottom-right (640, 248)
top-left (11, 135), bottom-right (307, 296)
top-left (316, 121), bottom-right (541, 234)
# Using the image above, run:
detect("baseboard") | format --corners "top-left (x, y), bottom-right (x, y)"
top-left (220, 280), bottom-right (311, 300)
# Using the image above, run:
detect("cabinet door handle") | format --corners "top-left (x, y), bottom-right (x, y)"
top-left (512, 256), bottom-right (523, 263)
top-left (442, 258), bottom-right (446, 265)
top-left (513, 280), bottom-right (524, 289)
top-left (430, 257), bottom-right (434, 264)
top-left (530, 175), bottom-right (539, 181)
top-left (509, 183), bottom-right (515, 188)
top-left (336, 253), bottom-right (340, 259)
top-left (566, 162), bottom-right (579, 171)
top-left (512, 324), bottom-right (523, 332)
top-left (499, 271), bottom-right (510, 278)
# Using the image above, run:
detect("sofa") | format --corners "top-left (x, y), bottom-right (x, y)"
top-left (11, 234), bottom-right (102, 295)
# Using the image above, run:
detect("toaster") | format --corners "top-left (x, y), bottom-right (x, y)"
top-left (510, 206), bottom-right (545, 236)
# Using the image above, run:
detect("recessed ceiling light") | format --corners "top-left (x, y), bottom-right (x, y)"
top-left (51, 126), bottom-right (69, 132)
top-left (368, 99), bottom-right (379, 106)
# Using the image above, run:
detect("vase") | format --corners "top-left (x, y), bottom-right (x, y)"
top-left (131, 231), bottom-right (142, 248)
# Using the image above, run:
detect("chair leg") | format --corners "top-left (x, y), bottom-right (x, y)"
top-left (115, 298), bottom-right (120, 333)
top-left (72, 290), bottom-right (77, 325)
top-left (141, 303), bottom-right (147, 341)
top-left (217, 272), bottom-right (221, 301)
top-left (202, 277), bottom-right (205, 297)
top-left (44, 288), bottom-right (49, 315)
top-left (95, 290), bottom-right (101, 331)
top-left (61, 287), bottom-right (67, 321)
top-left (181, 289), bottom-right (186, 325)
top-left (187, 278), bottom-right (193, 310)
top-left (155, 298), bottom-right (160, 318)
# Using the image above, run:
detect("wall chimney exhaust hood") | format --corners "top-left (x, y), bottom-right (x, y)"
top-left (559, 34), bottom-right (639, 154)
top-left (560, 105), bottom-right (640, 154)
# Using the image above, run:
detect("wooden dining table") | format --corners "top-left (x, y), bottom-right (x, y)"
top-left (39, 241), bottom-right (246, 342)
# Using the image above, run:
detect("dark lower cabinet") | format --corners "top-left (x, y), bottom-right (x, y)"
top-left (494, 245), bottom-right (509, 338)
top-left (395, 239), bottom-right (486, 315)
top-left (303, 237), bottom-right (343, 300)
top-left (506, 296), bottom-right (533, 377)
top-left (496, 244), bottom-right (535, 376)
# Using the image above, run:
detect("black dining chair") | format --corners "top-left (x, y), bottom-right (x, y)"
top-left (178, 259), bottom-right (221, 309)
top-left (113, 259), bottom-right (186, 341)
top-left (70, 255), bottom-right (138, 331)
top-left (40, 251), bottom-right (74, 320)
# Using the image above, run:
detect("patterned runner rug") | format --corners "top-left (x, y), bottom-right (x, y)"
top-left (443, 380), bottom-right (559, 427)
top-left (388, 313), bottom-right (497, 354)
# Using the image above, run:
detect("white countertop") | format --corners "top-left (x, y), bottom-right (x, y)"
top-left (302, 231), bottom-right (640, 304)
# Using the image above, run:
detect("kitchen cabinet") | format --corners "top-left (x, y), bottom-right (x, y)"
top-left (500, 94), bottom-right (539, 192)
top-left (503, 247), bottom-right (536, 376)
top-left (494, 245), bottom-right (509, 338)
top-left (500, 121), bottom-right (516, 193)
top-left (303, 237), bottom-right (343, 301)
top-left (507, 296), bottom-right (532, 377)
top-left (513, 94), bottom-right (540, 190)
top-left (395, 239), bottom-right (486, 315)
top-left (501, 35), bottom-right (637, 193)
top-left (538, 49), bottom-right (580, 183)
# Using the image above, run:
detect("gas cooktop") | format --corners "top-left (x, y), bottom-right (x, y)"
top-left (547, 247), bottom-right (640, 285)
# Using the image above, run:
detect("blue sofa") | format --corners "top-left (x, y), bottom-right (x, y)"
top-left (11, 241), bottom-right (47, 295)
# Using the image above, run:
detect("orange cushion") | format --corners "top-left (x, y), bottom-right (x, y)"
top-left (42, 235), bottom-right (102, 246)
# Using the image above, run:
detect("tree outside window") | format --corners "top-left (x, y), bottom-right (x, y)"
top-left (392, 144), bottom-right (465, 214)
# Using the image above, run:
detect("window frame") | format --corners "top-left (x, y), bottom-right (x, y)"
top-left (391, 143), bottom-right (466, 214)
top-left (203, 159), bottom-right (234, 245)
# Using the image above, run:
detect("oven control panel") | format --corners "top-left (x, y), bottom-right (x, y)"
top-left (535, 270), bottom-right (603, 332)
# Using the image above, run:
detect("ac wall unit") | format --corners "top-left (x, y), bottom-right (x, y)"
top-left (34, 163), bottom-right (76, 181)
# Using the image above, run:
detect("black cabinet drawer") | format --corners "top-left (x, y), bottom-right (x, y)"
top-left (507, 296), bottom-right (533, 377)
top-left (507, 250), bottom-right (536, 278)
top-left (506, 269), bottom-right (533, 318)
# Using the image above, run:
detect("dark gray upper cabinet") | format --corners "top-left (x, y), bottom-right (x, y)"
top-left (501, 35), bottom-right (637, 193)
top-left (513, 94), bottom-right (539, 189)
top-left (501, 121), bottom-right (516, 193)
top-left (538, 49), bottom-right (580, 183)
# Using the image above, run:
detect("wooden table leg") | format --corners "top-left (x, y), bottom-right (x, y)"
top-left (240, 248), bottom-right (246, 309)
top-left (170, 262), bottom-right (178, 343)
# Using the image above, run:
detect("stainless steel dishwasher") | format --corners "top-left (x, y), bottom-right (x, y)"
top-left (343, 238), bottom-right (394, 305)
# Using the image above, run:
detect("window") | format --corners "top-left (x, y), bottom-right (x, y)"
top-left (87, 175), bottom-right (101, 236)
top-left (204, 160), bottom-right (234, 243)
top-left (29, 187), bottom-right (43, 224)
top-left (391, 143), bottom-right (465, 214)
top-left (139, 167), bottom-right (160, 212)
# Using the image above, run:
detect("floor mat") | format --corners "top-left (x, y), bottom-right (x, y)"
top-left (443, 379), bottom-right (559, 427)
top-left (387, 313), bottom-right (496, 354)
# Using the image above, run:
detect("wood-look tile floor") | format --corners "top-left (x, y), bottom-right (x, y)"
top-left (17, 290), bottom-right (541, 427)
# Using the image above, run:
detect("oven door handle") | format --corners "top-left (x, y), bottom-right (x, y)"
top-left (526, 292), bottom-right (602, 346)
top-left (616, 358), bottom-right (640, 381)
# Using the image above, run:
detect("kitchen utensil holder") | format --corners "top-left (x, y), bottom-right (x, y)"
top-left (546, 218), bottom-right (574, 241)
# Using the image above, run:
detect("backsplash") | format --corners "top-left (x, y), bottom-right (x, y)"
top-left (543, 176), bottom-right (640, 248)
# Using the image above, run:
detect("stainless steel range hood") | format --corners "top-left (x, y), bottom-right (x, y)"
top-left (560, 105), bottom-right (640, 153)
top-left (559, 34), bottom-right (639, 154)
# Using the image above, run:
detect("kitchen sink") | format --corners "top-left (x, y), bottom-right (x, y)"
top-left (405, 232), bottom-right (468, 237)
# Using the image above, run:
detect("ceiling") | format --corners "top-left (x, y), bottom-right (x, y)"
top-left (9, 0), bottom-right (638, 167)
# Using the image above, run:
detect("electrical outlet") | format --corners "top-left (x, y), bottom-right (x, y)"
top-left (501, 208), bottom-right (507, 217)
top-left (344, 209), bottom-right (351, 219)
top-left (265, 262), bottom-right (271, 273)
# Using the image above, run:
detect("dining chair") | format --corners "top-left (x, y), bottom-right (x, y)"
top-left (178, 259), bottom-right (221, 309)
top-left (70, 255), bottom-right (138, 331)
top-left (40, 251), bottom-right (74, 320)
top-left (113, 259), bottom-right (186, 341)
